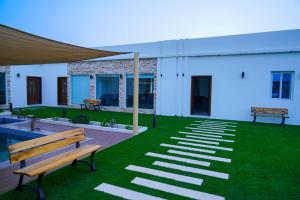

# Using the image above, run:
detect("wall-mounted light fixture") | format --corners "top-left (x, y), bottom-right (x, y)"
top-left (16, 73), bottom-right (20, 78)
top-left (120, 74), bottom-right (123, 79)
top-left (90, 75), bottom-right (93, 79)
top-left (241, 72), bottom-right (245, 78)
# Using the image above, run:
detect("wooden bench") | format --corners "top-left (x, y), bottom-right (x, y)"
top-left (251, 107), bottom-right (289, 126)
top-left (80, 99), bottom-right (101, 111)
top-left (8, 128), bottom-right (102, 200)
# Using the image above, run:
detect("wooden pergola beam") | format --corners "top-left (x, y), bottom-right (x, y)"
top-left (133, 52), bottom-right (139, 135)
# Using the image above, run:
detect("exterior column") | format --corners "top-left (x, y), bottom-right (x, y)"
top-left (133, 52), bottom-right (139, 135)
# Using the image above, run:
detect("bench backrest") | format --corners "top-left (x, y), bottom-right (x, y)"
top-left (84, 99), bottom-right (101, 105)
top-left (251, 107), bottom-right (288, 115)
top-left (8, 128), bottom-right (85, 164)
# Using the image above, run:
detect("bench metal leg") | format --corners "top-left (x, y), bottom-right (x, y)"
top-left (37, 174), bottom-right (46, 200)
top-left (72, 159), bottom-right (77, 166)
top-left (281, 117), bottom-right (285, 126)
top-left (71, 151), bottom-right (96, 171)
top-left (16, 175), bottom-right (24, 192)
top-left (253, 115), bottom-right (256, 123)
top-left (90, 151), bottom-right (96, 171)
top-left (15, 173), bottom-right (45, 200)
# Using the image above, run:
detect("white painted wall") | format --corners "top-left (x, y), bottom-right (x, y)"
top-left (98, 29), bottom-right (300, 125)
top-left (10, 63), bottom-right (67, 108)
top-left (156, 52), bottom-right (300, 125)
top-left (183, 53), bottom-right (300, 125)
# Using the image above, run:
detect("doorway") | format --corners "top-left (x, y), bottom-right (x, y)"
top-left (27, 77), bottom-right (42, 105)
top-left (191, 76), bottom-right (212, 115)
top-left (57, 77), bottom-right (68, 105)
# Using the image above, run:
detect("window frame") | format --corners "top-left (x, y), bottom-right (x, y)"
top-left (71, 75), bottom-right (90, 104)
top-left (95, 74), bottom-right (120, 107)
top-left (271, 71), bottom-right (294, 100)
top-left (125, 73), bottom-right (155, 109)
top-left (0, 72), bottom-right (6, 105)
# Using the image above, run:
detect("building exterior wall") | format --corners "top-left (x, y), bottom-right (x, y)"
top-left (68, 58), bottom-right (157, 114)
top-left (156, 52), bottom-right (300, 125)
top-left (99, 29), bottom-right (300, 125)
top-left (10, 64), bottom-right (67, 108)
top-left (0, 66), bottom-right (11, 108)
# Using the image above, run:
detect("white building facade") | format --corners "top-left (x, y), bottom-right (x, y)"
top-left (0, 29), bottom-right (299, 124)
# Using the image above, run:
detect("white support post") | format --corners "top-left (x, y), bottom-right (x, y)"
top-left (133, 52), bottom-right (139, 135)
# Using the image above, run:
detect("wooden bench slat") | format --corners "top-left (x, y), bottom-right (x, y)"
top-left (8, 128), bottom-right (84, 154)
top-left (14, 145), bottom-right (95, 174)
top-left (10, 134), bottom-right (85, 164)
top-left (14, 144), bottom-right (101, 177)
top-left (251, 114), bottom-right (289, 118)
top-left (251, 107), bottom-right (288, 125)
top-left (251, 107), bottom-right (288, 114)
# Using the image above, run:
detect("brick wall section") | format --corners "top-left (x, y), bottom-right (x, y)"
top-left (68, 58), bottom-right (157, 114)
top-left (0, 66), bottom-right (11, 108)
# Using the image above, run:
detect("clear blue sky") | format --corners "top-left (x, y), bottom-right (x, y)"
top-left (0, 0), bottom-right (300, 47)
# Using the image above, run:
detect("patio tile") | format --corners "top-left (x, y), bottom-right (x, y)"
top-left (171, 137), bottom-right (220, 145)
top-left (125, 165), bottom-right (203, 186)
top-left (94, 183), bottom-right (165, 200)
top-left (131, 177), bottom-right (225, 200)
top-left (167, 150), bottom-right (231, 163)
top-left (186, 135), bottom-right (235, 143)
top-left (178, 142), bottom-right (233, 151)
top-left (145, 152), bottom-right (210, 167)
top-left (179, 131), bottom-right (223, 138)
top-left (153, 161), bottom-right (229, 180)
top-left (191, 130), bottom-right (235, 137)
top-left (160, 143), bottom-right (216, 154)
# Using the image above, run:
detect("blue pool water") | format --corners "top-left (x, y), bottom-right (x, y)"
top-left (0, 118), bottom-right (44, 162)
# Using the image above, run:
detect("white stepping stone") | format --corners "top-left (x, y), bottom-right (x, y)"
top-left (191, 125), bottom-right (236, 129)
top-left (145, 152), bottom-right (210, 167)
top-left (192, 130), bottom-right (235, 137)
top-left (186, 127), bottom-right (225, 133)
top-left (131, 177), bottom-right (225, 200)
top-left (126, 165), bottom-right (203, 186)
top-left (200, 120), bottom-right (237, 125)
top-left (178, 142), bottom-right (233, 152)
top-left (179, 131), bottom-right (223, 138)
top-left (94, 183), bottom-right (165, 200)
top-left (191, 123), bottom-right (237, 128)
top-left (196, 126), bottom-right (236, 132)
top-left (153, 161), bottom-right (229, 180)
top-left (160, 143), bottom-right (216, 154)
top-left (167, 150), bottom-right (231, 163)
top-left (186, 135), bottom-right (235, 143)
top-left (199, 124), bottom-right (237, 128)
top-left (171, 137), bottom-right (220, 145)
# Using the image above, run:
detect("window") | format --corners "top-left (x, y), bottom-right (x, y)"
top-left (0, 73), bottom-right (6, 104)
top-left (126, 74), bottom-right (154, 109)
top-left (71, 75), bottom-right (89, 104)
top-left (96, 75), bottom-right (119, 106)
top-left (271, 72), bottom-right (293, 99)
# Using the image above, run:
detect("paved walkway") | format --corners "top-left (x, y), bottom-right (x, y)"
top-left (95, 119), bottom-right (238, 200)
top-left (0, 122), bottom-right (132, 194)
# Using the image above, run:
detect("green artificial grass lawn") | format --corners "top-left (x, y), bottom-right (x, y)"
top-left (1, 107), bottom-right (300, 199)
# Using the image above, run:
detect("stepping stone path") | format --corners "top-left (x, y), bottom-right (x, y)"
top-left (95, 120), bottom-right (238, 199)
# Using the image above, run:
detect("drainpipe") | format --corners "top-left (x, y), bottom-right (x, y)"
top-left (133, 52), bottom-right (139, 135)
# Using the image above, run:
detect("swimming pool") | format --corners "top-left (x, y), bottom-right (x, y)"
top-left (0, 117), bottom-right (22, 124)
top-left (0, 127), bottom-right (44, 162)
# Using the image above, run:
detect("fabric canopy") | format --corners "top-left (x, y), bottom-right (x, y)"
top-left (0, 24), bottom-right (126, 65)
